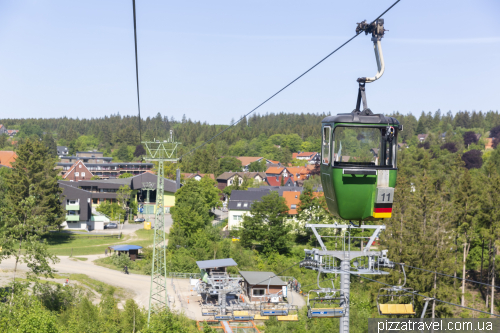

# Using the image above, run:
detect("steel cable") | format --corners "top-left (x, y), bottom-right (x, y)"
top-left (341, 269), bottom-right (500, 318)
top-left (179, 0), bottom-right (402, 158)
top-left (395, 262), bottom-right (500, 290)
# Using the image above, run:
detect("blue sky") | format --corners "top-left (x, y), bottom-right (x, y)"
top-left (0, 0), bottom-right (499, 124)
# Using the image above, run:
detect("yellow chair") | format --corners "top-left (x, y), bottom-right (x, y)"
top-left (379, 304), bottom-right (415, 315)
top-left (233, 311), bottom-right (249, 316)
top-left (254, 314), bottom-right (269, 320)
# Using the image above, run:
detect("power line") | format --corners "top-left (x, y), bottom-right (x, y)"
top-left (343, 269), bottom-right (500, 318)
top-left (395, 263), bottom-right (500, 290)
top-left (132, 0), bottom-right (142, 143)
top-left (179, 0), bottom-right (402, 159)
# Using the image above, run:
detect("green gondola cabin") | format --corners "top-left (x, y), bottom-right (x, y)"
top-left (320, 111), bottom-right (401, 221)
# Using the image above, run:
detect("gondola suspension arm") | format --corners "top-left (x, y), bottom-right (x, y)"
top-left (354, 19), bottom-right (387, 113)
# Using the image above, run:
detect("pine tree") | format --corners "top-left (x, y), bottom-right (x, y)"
top-left (453, 168), bottom-right (479, 307)
top-left (4, 138), bottom-right (63, 228)
top-left (42, 133), bottom-right (57, 158)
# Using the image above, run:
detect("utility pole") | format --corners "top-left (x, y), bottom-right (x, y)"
top-left (144, 131), bottom-right (180, 323)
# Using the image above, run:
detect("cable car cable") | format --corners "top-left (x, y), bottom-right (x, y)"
top-left (179, 0), bottom-right (402, 159)
top-left (395, 262), bottom-right (500, 290)
top-left (340, 269), bottom-right (500, 318)
top-left (132, 0), bottom-right (142, 143)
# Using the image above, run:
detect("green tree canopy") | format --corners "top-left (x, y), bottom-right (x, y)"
top-left (241, 191), bottom-right (291, 254)
top-left (219, 157), bottom-right (242, 174)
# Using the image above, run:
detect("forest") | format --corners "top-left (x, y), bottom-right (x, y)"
top-left (1, 109), bottom-right (500, 332)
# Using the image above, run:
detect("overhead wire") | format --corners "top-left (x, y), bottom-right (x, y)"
top-left (340, 269), bottom-right (500, 318)
top-left (179, 0), bottom-right (402, 159)
top-left (132, 0), bottom-right (142, 143)
top-left (395, 263), bottom-right (500, 290)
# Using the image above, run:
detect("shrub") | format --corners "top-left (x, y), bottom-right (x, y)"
top-left (463, 131), bottom-right (478, 146)
top-left (440, 142), bottom-right (458, 153)
top-left (462, 150), bottom-right (482, 169)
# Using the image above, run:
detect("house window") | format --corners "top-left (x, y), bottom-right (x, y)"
top-left (234, 215), bottom-right (242, 221)
top-left (229, 180), bottom-right (233, 185)
top-left (75, 172), bottom-right (79, 176)
top-left (243, 202), bottom-right (248, 208)
top-left (92, 198), bottom-right (98, 204)
top-left (237, 202), bottom-right (242, 207)
top-left (79, 164), bottom-right (82, 168)
top-left (291, 204), bottom-right (296, 209)
top-left (82, 172), bottom-right (85, 177)
top-left (239, 178), bottom-right (243, 185)
top-left (252, 289), bottom-right (266, 296)
top-left (68, 200), bottom-right (77, 205)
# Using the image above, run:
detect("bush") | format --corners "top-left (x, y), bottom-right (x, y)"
top-left (440, 142), bottom-right (458, 153)
top-left (111, 253), bottom-right (131, 268)
top-left (490, 125), bottom-right (500, 138)
top-left (462, 150), bottom-right (482, 169)
top-left (463, 131), bottom-right (478, 146)
top-left (417, 141), bottom-right (430, 149)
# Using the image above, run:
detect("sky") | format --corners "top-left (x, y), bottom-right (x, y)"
top-left (0, 0), bottom-right (499, 124)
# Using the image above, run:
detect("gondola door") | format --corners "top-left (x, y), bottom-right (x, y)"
top-left (321, 125), bottom-right (337, 216)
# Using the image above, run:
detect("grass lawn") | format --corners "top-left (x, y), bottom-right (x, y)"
top-left (45, 229), bottom-right (161, 256)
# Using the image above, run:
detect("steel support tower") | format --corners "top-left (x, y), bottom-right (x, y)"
top-left (302, 223), bottom-right (394, 333)
top-left (145, 131), bottom-right (180, 322)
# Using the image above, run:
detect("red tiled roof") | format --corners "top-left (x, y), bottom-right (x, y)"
top-left (292, 153), bottom-right (299, 160)
top-left (297, 152), bottom-right (317, 158)
top-left (266, 167), bottom-right (285, 174)
top-left (266, 175), bottom-right (293, 186)
top-left (0, 151), bottom-right (17, 168)
top-left (236, 156), bottom-right (263, 166)
top-left (283, 191), bottom-right (301, 214)
top-left (286, 166), bottom-right (310, 180)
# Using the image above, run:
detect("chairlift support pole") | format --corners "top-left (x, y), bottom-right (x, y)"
top-left (144, 133), bottom-right (180, 323)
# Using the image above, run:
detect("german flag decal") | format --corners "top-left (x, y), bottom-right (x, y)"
top-left (373, 203), bottom-right (392, 219)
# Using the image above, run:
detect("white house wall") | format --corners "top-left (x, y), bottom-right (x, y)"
top-left (228, 210), bottom-right (251, 230)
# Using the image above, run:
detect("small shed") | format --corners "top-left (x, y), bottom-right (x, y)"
top-left (196, 258), bottom-right (238, 282)
top-left (109, 245), bottom-right (143, 261)
top-left (239, 271), bottom-right (287, 302)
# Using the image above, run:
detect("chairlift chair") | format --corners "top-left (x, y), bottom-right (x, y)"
top-left (257, 283), bottom-right (298, 321)
top-left (376, 264), bottom-right (416, 315)
top-left (307, 289), bottom-right (346, 319)
top-left (306, 275), bottom-right (345, 319)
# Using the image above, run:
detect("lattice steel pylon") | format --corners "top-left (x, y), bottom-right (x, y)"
top-left (144, 131), bottom-right (180, 322)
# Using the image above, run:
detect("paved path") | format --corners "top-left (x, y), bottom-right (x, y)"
top-left (0, 255), bottom-right (160, 310)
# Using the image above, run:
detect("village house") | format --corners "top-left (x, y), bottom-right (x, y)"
top-left (417, 134), bottom-right (429, 142)
top-left (236, 156), bottom-right (265, 171)
top-left (239, 271), bottom-right (287, 302)
top-left (182, 171), bottom-right (215, 181)
top-left (62, 160), bottom-right (94, 181)
top-left (216, 172), bottom-right (266, 191)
